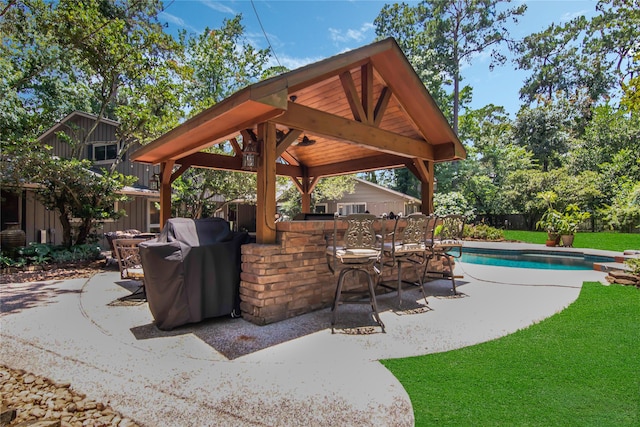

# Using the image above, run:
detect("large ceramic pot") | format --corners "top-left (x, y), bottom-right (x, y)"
top-left (0, 223), bottom-right (26, 251)
top-left (561, 234), bottom-right (575, 247)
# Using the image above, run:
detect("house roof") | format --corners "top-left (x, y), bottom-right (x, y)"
top-left (37, 111), bottom-right (120, 142)
top-left (353, 178), bottom-right (422, 204)
top-left (131, 37), bottom-right (465, 180)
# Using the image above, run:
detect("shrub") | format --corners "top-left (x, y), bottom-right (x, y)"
top-left (464, 224), bottom-right (505, 240)
top-left (2, 243), bottom-right (102, 269)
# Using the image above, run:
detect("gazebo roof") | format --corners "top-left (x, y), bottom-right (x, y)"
top-left (131, 37), bottom-right (465, 179)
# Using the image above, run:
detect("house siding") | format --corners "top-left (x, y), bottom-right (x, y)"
top-left (22, 188), bottom-right (154, 249)
top-left (1, 112), bottom-right (161, 249)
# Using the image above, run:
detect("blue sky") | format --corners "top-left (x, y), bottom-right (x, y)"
top-left (160, 0), bottom-right (599, 116)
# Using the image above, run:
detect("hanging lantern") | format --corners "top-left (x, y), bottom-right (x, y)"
top-left (242, 139), bottom-right (260, 171)
top-left (149, 173), bottom-right (160, 191)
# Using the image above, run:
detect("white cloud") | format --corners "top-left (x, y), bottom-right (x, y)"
top-left (329, 22), bottom-right (375, 44)
top-left (272, 53), bottom-right (323, 71)
top-left (199, 0), bottom-right (236, 14)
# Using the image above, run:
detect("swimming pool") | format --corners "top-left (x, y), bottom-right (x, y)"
top-left (460, 248), bottom-right (613, 270)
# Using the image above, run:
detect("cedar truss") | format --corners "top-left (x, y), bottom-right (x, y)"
top-left (131, 38), bottom-right (465, 243)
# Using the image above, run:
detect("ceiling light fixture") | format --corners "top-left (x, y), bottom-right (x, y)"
top-left (298, 135), bottom-right (316, 146)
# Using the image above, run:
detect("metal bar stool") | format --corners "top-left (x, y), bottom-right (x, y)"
top-left (380, 213), bottom-right (437, 308)
top-left (326, 213), bottom-right (386, 333)
top-left (423, 214), bottom-right (465, 295)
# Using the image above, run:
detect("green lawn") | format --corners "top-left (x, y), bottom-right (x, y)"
top-left (382, 282), bottom-right (639, 426)
top-left (503, 230), bottom-right (640, 252)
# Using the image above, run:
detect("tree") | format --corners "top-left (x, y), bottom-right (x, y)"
top-left (514, 16), bottom-right (612, 106)
top-left (171, 167), bottom-right (257, 219)
top-left (375, 0), bottom-right (526, 133)
top-left (1, 141), bottom-right (135, 247)
top-left (1, 0), bottom-right (184, 245)
top-left (586, 0), bottom-right (640, 96)
top-left (167, 14), bottom-right (281, 219)
top-left (512, 101), bottom-right (573, 172)
top-left (433, 191), bottom-right (475, 222)
top-left (182, 14), bottom-right (273, 113)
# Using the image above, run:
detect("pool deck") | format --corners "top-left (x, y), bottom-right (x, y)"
top-left (0, 241), bottom-right (619, 426)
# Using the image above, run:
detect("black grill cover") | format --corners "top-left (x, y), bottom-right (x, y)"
top-left (139, 218), bottom-right (251, 330)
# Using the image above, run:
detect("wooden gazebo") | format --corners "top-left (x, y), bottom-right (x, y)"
top-left (131, 37), bottom-right (465, 245)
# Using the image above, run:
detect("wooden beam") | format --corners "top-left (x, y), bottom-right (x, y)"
top-left (433, 142), bottom-right (458, 162)
top-left (279, 151), bottom-right (300, 166)
top-left (406, 159), bottom-right (434, 214)
top-left (229, 137), bottom-right (242, 156)
top-left (256, 122), bottom-right (277, 244)
top-left (361, 63), bottom-right (374, 125)
top-left (307, 153), bottom-right (407, 177)
top-left (170, 163), bottom-right (190, 183)
top-left (339, 71), bottom-right (366, 123)
top-left (276, 102), bottom-right (434, 160)
top-left (308, 176), bottom-right (320, 193)
top-left (373, 86), bottom-right (391, 126)
top-left (180, 152), bottom-right (243, 171)
top-left (276, 128), bottom-right (302, 157)
top-left (178, 151), bottom-right (301, 177)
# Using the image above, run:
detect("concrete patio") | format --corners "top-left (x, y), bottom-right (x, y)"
top-left (1, 244), bottom-right (610, 426)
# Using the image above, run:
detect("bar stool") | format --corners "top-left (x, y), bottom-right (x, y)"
top-left (326, 213), bottom-right (385, 333)
top-left (380, 213), bottom-right (437, 308)
top-left (424, 214), bottom-right (465, 294)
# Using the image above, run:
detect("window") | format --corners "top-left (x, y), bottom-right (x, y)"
top-left (93, 142), bottom-right (118, 163)
top-left (337, 203), bottom-right (366, 216)
top-left (314, 203), bottom-right (328, 214)
top-left (405, 204), bottom-right (420, 215)
top-left (148, 200), bottom-right (160, 233)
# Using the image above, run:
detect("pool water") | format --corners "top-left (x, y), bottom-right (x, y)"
top-left (460, 251), bottom-right (594, 270)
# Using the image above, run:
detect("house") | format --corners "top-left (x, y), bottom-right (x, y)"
top-left (212, 177), bottom-right (421, 229)
top-left (1, 111), bottom-right (160, 249)
top-left (314, 177), bottom-right (421, 217)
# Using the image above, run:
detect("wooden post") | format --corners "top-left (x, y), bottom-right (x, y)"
top-left (159, 160), bottom-right (174, 229)
top-left (421, 160), bottom-right (434, 214)
top-left (256, 123), bottom-right (277, 243)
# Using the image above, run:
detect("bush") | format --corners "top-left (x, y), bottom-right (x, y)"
top-left (1, 243), bottom-right (102, 269)
top-left (464, 224), bottom-right (505, 240)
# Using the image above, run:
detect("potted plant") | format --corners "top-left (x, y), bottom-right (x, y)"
top-left (556, 204), bottom-right (591, 247)
top-left (536, 191), bottom-right (561, 246)
top-left (536, 208), bottom-right (562, 246)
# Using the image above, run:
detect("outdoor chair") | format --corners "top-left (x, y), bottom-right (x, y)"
top-left (424, 214), bottom-right (465, 294)
top-left (113, 238), bottom-right (147, 301)
top-left (380, 213), bottom-right (437, 308)
top-left (326, 213), bottom-right (386, 333)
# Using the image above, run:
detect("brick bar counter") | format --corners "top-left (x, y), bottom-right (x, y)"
top-left (239, 219), bottom-right (450, 325)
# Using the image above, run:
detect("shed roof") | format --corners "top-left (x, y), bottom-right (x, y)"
top-left (131, 37), bottom-right (465, 179)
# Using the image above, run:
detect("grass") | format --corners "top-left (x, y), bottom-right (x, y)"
top-left (503, 230), bottom-right (640, 252)
top-left (382, 282), bottom-right (639, 426)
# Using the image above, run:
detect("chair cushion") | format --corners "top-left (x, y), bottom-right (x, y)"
top-left (125, 268), bottom-right (145, 279)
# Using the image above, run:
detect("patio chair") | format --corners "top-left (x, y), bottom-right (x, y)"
top-left (380, 213), bottom-right (437, 308)
top-left (113, 238), bottom-right (147, 301)
top-left (326, 213), bottom-right (386, 333)
top-left (424, 214), bottom-right (465, 294)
